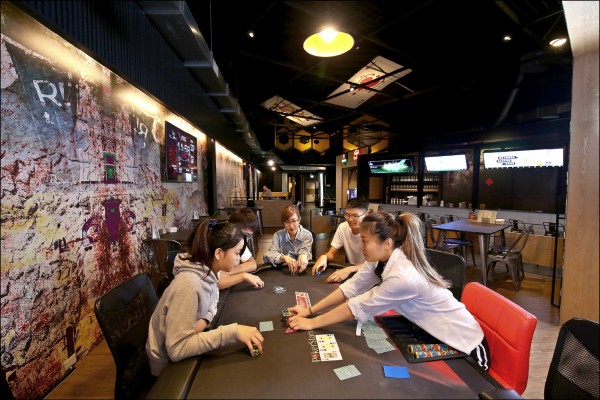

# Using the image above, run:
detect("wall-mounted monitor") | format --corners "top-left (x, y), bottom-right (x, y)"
top-left (165, 121), bottom-right (198, 182)
top-left (424, 154), bottom-right (468, 171)
top-left (483, 148), bottom-right (564, 169)
top-left (368, 159), bottom-right (414, 174)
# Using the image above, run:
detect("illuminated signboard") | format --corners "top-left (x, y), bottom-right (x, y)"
top-left (368, 159), bottom-right (414, 174)
top-left (424, 154), bottom-right (468, 172)
top-left (483, 148), bottom-right (564, 168)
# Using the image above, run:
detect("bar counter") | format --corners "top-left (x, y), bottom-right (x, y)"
top-left (254, 199), bottom-right (293, 228)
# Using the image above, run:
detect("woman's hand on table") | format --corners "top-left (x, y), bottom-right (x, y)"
top-left (326, 267), bottom-right (352, 283)
top-left (244, 273), bottom-right (264, 289)
top-left (237, 325), bottom-right (264, 356)
top-left (281, 255), bottom-right (297, 272)
top-left (287, 314), bottom-right (314, 331)
top-left (287, 304), bottom-right (311, 318)
top-left (297, 254), bottom-right (309, 273)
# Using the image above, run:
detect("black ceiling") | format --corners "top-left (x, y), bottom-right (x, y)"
top-left (187, 0), bottom-right (572, 166)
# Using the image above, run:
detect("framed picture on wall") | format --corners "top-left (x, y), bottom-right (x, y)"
top-left (165, 121), bottom-right (198, 182)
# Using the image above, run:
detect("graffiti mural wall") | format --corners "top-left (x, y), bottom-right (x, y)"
top-left (215, 142), bottom-right (246, 209)
top-left (0, 3), bottom-right (209, 398)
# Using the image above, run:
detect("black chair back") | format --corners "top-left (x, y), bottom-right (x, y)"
top-left (94, 274), bottom-right (158, 400)
top-left (426, 248), bottom-right (466, 300)
top-left (149, 239), bottom-right (182, 295)
top-left (544, 318), bottom-right (599, 399)
top-left (308, 229), bottom-right (317, 260)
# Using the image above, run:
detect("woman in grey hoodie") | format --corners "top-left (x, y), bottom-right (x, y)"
top-left (146, 219), bottom-right (265, 377)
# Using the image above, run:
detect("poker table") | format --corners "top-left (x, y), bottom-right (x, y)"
top-left (147, 263), bottom-right (500, 399)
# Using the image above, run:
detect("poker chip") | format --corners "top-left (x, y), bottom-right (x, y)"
top-left (272, 286), bottom-right (286, 294)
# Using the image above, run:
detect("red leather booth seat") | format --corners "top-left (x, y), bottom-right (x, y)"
top-left (461, 282), bottom-right (537, 395)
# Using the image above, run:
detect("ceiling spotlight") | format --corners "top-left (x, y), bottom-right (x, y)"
top-left (303, 26), bottom-right (354, 57)
top-left (549, 37), bottom-right (567, 47)
top-left (267, 160), bottom-right (274, 166)
top-left (271, 166), bottom-right (276, 171)
top-left (299, 136), bottom-right (310, 144)
top-left (248, 31), bottom-right (255, 38)
top-left (503, 35), bottom-right (512, 42)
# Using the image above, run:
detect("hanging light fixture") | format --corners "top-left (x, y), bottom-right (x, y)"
top-left (303, 26), bottom-right (354, 57)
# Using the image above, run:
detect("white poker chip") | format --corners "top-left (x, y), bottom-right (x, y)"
top-left (272, 286), bottom-right (286, 294)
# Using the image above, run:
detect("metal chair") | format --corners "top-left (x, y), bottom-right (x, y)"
top-left (543, 222), bottom-right (564, 237)
top-left (94, 274), bottom-right (158, 399)
top-left (325, 210), bottom-right (337, 245)
top-left (509, 219), bottom-right (526, 233)
top-left (307, 228), bottom-right (317, 260)
top-left (426, 218), bottom-right (476, 266)
top-left (486, 227), bottom-right (533, 291)
top-left (245, 233), bottom-right (258, 258)
top-left (426, 248), bottom-right (466, 300)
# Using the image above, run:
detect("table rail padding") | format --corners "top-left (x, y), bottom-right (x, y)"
top-left (146, 356), bottom-right (202, 400)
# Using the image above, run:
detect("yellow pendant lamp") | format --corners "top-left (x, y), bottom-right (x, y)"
top-left (303, 26), bottom-right (354, 57)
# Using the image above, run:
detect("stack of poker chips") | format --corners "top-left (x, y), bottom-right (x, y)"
top-left (407, 343), bottom-right (460, 359)
top-left (281, 309), bottom-right (292, 327)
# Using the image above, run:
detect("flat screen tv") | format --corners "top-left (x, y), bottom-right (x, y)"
top-left (368, 159), bottom-right (414, 174)
top-left (424, 154), bottom-right (468, 171)
top-left (165, 121), bottom-right (198, 182)
top-left (483, 148), bottom-right (564, 169)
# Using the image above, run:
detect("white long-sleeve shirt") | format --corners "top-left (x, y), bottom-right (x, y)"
top-left (339, 248), bottom-right (484, 354)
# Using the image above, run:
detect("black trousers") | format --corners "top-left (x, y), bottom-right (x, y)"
top-left (469, 337), bottom-right (491, 371)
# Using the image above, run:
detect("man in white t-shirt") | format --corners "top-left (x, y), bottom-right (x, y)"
top-left (312, 197), bottom-right (369, 283)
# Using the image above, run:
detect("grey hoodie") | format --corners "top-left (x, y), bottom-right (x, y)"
top-left (145, 254), bottom-right (238, 376)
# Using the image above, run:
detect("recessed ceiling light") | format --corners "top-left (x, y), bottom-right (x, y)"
top-left (267, 160), bottom-right (274, 166)
top-left (503, 35), bottom-right (512, 42)
top-left (549, 37), bottom-right (567, 47)
top-left (248, 31), bottom-right (255, 38)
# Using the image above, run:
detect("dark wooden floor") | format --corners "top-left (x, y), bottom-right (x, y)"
top-left (46, 205), bottom-right (560, 399)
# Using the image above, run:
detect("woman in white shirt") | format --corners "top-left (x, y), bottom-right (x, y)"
top-left (288, 211), bottom-right (490, 371)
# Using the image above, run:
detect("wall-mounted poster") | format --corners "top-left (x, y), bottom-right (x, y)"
top-left (165, 121), bottom-right (198, 182)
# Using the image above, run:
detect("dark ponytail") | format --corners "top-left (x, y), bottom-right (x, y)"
top-left (182, 219), bottom-right (244, 269)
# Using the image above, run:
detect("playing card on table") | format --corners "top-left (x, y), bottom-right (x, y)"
top-left (295, 291), bottom-right (311, 308)
top-left (259, 321), bottom-right (274, 332)
top-left (316, 334), bottom-right (342, 361)
top-left (334, 365), bottom-right (361, 380)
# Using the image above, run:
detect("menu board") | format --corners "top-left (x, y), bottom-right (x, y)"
top-left (483, 149), bottom-right (564, 168)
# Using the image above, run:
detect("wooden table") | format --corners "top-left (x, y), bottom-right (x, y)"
top-left (160, 229), bottom-right (194, 243)
top-left (433, 220), bottom-right (511, 286)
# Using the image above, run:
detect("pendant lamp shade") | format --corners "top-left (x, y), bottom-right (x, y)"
top-left (303, 27), bottom-right (354, 57)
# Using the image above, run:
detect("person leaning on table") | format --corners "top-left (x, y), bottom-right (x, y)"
top-left (263, 204), bottom-right (313, 275)
top-left (218, 208), bottom-right (264, 289)
top-left (312, 197), bottom-right (368, 282)
top-left (288, 211), bottom-right (490, 372)
top-left (146, 219), bottom-right (264, 377)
